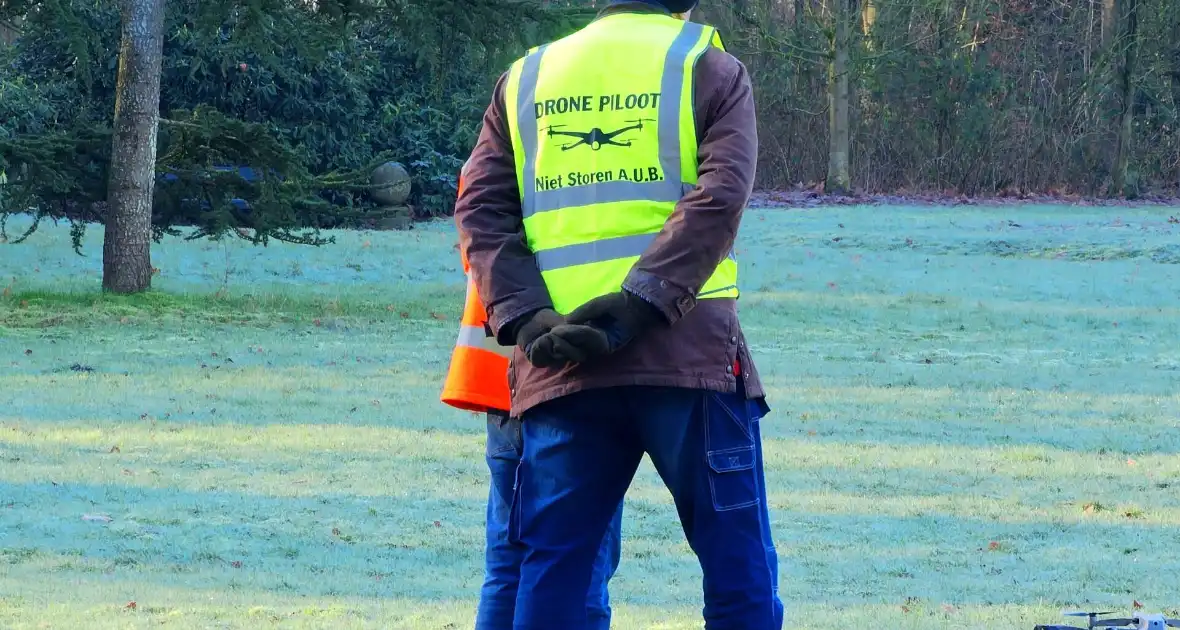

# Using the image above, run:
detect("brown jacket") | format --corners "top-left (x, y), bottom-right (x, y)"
top-left (454, 2), bottom-right (766, 417)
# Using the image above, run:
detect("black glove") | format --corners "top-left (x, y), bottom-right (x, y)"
top-left (524, 324), bottom-right (611, 368)
top-left (566, 290), bottom-right (664, 351)
top-left (508, 308), bottom-right (564, 350)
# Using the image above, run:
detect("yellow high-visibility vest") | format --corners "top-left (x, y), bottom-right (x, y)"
top-left (503, 12), bottom-right (739, 315)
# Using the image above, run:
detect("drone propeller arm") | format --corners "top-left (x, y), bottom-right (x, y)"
top-left (601, 124), bottom-right (642, 140)
top-left (548, 129), bottom-right (587, 139)
top-left (1093, 620), bottom-right (1135, 627)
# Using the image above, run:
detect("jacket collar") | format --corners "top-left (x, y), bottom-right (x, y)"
top-left (595, 1), bottom-right (673, 22)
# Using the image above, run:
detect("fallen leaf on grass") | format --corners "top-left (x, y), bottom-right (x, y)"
top-left (987, 541), bottom-right (1002, 551)
top-left (82, 514), bottom-right (113, 523)
top-left (230, 561), bottom-right (242, 568)
top-left (1134, 600), bottom-right (1144, 610)
top-left (1127, 458), bottom-right (1137, 466)
top-left (109, 445), bottom-right (120, 453)
top-left (430, 312), bottom-right (448, 321)
top-left (124, 601), bottom-right (136, 611)
top-left (434, 520), bottom-right (442, 527)
top-left (122, 469), bottom-right (134, 476)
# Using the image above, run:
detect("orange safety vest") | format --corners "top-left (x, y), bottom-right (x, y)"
top-left (440, 175), bottom-right (513, 414)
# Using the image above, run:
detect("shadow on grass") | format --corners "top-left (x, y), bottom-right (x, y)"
top-left (0, 285), bottom-right (463, 330)
top-left (765, 411), bottom-right (1180, 455)
top-left (3, 480), bottom-right (1178, 605)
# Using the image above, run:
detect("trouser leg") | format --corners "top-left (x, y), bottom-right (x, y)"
top-left (512, 390), bottom-right (642, 630)
top-left (750, 411), bottom-right (785, 628)
top-left (630, 385), bottom-right (783, 630)
top-left (585, 500), bottom-right (624, 630)
top-left (475, 410), bottom-right (524, 630)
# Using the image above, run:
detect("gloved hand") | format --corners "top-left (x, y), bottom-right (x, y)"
top-left (509, 308), bottom-right (611, 368)
top-left (510, 308), bottom-right (564, 351)
top-left (524, 324), bottom-right (611, 368)
top-left (566, 290), bottom-right (664, 351)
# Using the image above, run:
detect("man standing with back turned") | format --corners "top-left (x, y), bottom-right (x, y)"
top-left (440, 169), bottom-right (624, 630)
top-left (455, 1), bottom-right (783, 629)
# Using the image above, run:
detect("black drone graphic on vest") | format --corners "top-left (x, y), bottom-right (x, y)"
top-left (541, 119), bottom-right (655, 151)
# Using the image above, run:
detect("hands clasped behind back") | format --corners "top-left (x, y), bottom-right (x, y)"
top-left (519, 290), bottom-right (665, 369)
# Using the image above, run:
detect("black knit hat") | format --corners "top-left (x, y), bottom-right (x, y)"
top-left (611, 0), bottom-right (700, 13)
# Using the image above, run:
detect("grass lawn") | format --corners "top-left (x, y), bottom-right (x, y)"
top-left (1, 204), bottom-right (1178, 629)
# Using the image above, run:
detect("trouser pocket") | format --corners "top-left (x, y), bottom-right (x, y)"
top-left (704, 391), bottom-right (760, 511)
top-left (485, 410), bottom-right (521, 458)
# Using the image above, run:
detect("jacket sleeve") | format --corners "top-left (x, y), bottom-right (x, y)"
top-left (454, 72), bottom-right (554, 345)
top-left (621, 49), bottom-right (758, 325)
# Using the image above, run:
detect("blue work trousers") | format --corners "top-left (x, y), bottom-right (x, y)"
top-left (510, 383), bottom-right (784, 630)
top-left (477, 410), bottom-right (623, 630)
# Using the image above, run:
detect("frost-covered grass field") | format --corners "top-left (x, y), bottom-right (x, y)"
top-left (1, 204), bottom-right (1178, 629)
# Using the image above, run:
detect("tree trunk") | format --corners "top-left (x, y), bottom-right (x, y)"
top-left (826, 0), bottom-right (852, 194)
top-left (1101, 0), bottom-right (1117, 48)
top-left (1173, 16), bottom-right (1180, 179)
top-left (103, 0), bottom-right (166, 294)
top-left (861, 0), bottom-right (876, 38)
top-left (1111, 0), bottom-right (1138, 197)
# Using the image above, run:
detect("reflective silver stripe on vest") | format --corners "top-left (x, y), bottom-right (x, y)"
top-left (537, 232), bottom-right (738, 273)
top-left (517, 44), bottom-right (549, 221)
top-left (536, 233), bottom-right (656, 272)
top-left (455, 275), bottom-right (514, 357)
top-left (517, 21), bottom-right (710, 219)
top-left (456, 324), bottom-right (514, 358)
